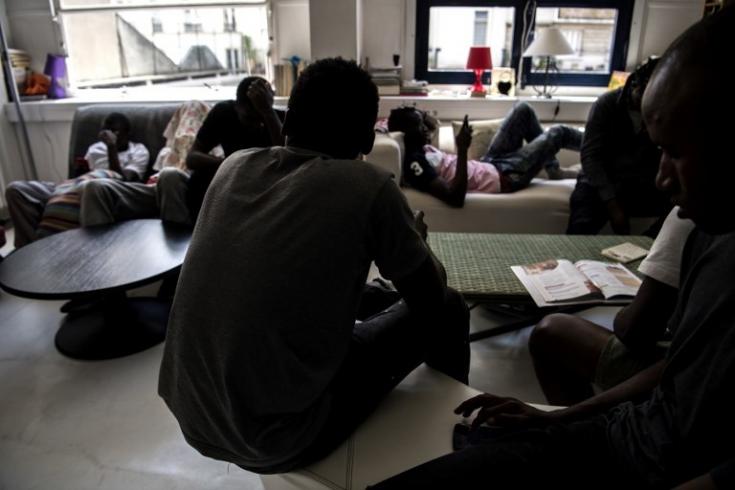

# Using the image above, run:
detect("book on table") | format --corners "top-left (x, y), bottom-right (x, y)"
top-left (511, 259), bottom-right (641, 307)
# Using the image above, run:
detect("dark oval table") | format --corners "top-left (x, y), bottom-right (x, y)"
top-left (0, 220), bottom-right (191, 360)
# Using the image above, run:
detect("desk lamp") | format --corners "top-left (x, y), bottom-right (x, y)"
top-left (466, 46), bottom-right (492, 98)
top-left (522, 27), bottom-right (574, 98)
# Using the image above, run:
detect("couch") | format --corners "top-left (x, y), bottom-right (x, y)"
top-left (67, 103), bottom-right (181, 179)
top-left (365, 125), bottom-right (581, 234)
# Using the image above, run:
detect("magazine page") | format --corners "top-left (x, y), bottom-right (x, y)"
top-left (574, 260), bottom-right (641, 299)
top-left (513, 259), bottom-right (601, 304)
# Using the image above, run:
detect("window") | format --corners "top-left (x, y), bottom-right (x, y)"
top-left (415, 0), bottom-right (634, 88)
top-left (473, 11), bottom-right (489, 46)
top-left (57, 0), bottom-right (269, 89)
top-left (225, 48), bottom-right (240, 70)
top-left (223, 8), bottom-right (237, 33)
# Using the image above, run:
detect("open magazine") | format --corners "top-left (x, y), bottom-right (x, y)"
top-left (511, 259), bottom-right (642, 307)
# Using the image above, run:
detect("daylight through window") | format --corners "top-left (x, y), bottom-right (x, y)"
top-left (58, 0), bottom-right (269, 89)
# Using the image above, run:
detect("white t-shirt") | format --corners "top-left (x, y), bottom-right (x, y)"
top-left (84, 141), bottom-right (149, 180)
top-left (638, 206), bottom-right (696, 288)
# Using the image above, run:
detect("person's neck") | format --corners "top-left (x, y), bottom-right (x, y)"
top-left (286, 139), bottom-right (358, 160)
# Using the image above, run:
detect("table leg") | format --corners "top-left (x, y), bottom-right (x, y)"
top-left (54, 292), bottom-right (170, 360)
top-left (469, 301), bottom-right (588, 342)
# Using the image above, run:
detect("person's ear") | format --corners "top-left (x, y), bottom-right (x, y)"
top-left (361, 129), bottom-right (376, 156)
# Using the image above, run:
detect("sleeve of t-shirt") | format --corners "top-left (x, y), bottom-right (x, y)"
top-left (711, 458), bottom-right (735, 489)
top-left (403, 150), bottom-right (438, 191)
top-left (638, 207), bottom-right (696, 288)
top-left (367, 178), bottom-right (430, 281)
top-left (121, 142), bottom-right (150, 180)
top-left (85, 141), bottom-right (109, 169)
top-left (194, 103), bottom-right (226, 153)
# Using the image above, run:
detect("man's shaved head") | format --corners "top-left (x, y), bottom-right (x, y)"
top-left (642, 7), bottom-right (735, 233)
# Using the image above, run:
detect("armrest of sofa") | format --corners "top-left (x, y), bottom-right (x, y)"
top-left (365, 132), bottom-right (404, 182)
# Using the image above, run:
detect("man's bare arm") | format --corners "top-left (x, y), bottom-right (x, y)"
top-left (186, 139), bottom-right (225, 171)
top-left (423, 116), bottom-right (471, 208)
top-left (614, 276), bottom-right (678, 351)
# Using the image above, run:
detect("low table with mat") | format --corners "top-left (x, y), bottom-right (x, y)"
top-left (0, 219), bottom-right (191, 360)
top-left (428, 232), bottom-right (653, 341)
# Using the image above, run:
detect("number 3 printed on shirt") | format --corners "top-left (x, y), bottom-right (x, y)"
top-left (410, 161), bottom-right (423, 176)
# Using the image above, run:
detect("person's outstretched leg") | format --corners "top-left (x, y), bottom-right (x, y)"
top-left (295, 287), bottom-right (469, 468)
top-left (80, 179), bottom-right (157, 227)
top-left (500, 125), bottom-right (583, 192)
top-left (156, 167), bottom-right (192, 225)
top-left (484, 102), bottom-right (545, 158)
top-left (5, 180), bottom-right (55, 247)
top-left (529, 313), bottom-right (613, 406)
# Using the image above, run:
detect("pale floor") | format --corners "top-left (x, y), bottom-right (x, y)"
top-left (0, 228), bottom-right (618, 490)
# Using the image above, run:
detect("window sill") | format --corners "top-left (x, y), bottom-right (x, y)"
top-left (3, 87), bottom-right (291, 123)
top-left (4, 85), bottom-right (600, 124)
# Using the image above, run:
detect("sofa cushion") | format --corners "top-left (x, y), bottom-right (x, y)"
top-left (450, 118), bottom-right (504, 161)
top-left (404, 178), bottom-right (576, 234)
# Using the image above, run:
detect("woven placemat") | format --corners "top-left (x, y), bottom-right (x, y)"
top-left (429, 233), bottom-right (654, 300)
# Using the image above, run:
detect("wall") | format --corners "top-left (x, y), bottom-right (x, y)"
top-left (309, 0), bottom-right (361, 60)
top-left (272, 0), bottom-right (311, 61)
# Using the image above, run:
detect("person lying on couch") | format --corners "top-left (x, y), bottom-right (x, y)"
top-left (387, 103), bottom-right (581, 207)
top-left (5, 112), bottom-right (149, 247)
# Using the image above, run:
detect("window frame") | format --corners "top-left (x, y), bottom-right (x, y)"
top-left (52, 0), bottom-right (269, 89)
top-left (523, 0), bottom-right (634, 88)
top-left (414, 0), bottom-right (634, 88)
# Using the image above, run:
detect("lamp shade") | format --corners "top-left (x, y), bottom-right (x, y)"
top-left (522, 27), bottom-right (574, 57)
top-left (466, 46), bottom-right (493, 70)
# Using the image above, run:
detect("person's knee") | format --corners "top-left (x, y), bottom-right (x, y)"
top-left (444, 288), bottom-right (469, 320)
top-left (80, 180), bottom-right (107, 203)
top-left (546, 125), bottom-right (566, 141)
top-left (515, 101), bottom-right (533, 114)
top-left (157, 167), bottom-right (186, 186)
top-left (529, 313), bottom-right (575, 359)
top-left (440, 288), bottom-right (470, 337)
top-left (5, 182), bottom-right (22, 203)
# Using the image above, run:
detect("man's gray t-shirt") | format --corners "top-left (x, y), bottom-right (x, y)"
top-left (158, 146), bottom-right (429, 471)
top-left (608, 229), bottom-right (735, 487)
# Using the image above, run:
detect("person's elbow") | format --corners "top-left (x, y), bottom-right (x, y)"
top-left (445, 193), bottom-right (466, 208)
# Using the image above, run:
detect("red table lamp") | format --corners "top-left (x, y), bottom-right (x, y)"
top-left (466, 46), bottom-right (492, 97)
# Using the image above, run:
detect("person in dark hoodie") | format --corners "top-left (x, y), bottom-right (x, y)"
top-left (567, 57), bottom-right (671, 236)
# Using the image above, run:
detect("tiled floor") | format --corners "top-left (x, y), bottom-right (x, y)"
top-left (0, 228), bottom-right (618, 489)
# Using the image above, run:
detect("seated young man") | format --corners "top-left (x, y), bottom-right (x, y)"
top-left (79, 76), bottom-right (284, 228)
top-left (371, 9), bottom-right (735, 489)
top-left (387, 103), bottom-right (581, 207)
top-left (567, 58), bottom-right (671, 236)
top-left (529, 206), bottom-right (695, 406)
top-left (5, 112), bottom-right (148, 247)
top-left (158, 58), bottom-right (469, 474)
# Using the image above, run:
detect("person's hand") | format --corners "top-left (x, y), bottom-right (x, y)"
top-left (455, 115), bottom-right (472, 152)
top-left (247, 79), bottom-right (275, 118)
top-left (413, 210), bottom-right (428, 242)
top-left (455, 393), bottom-right (564, 429)
top-left (99, 129), bottom-right (117, 148)
top-left (606, 199), bottom-right (630, 235)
